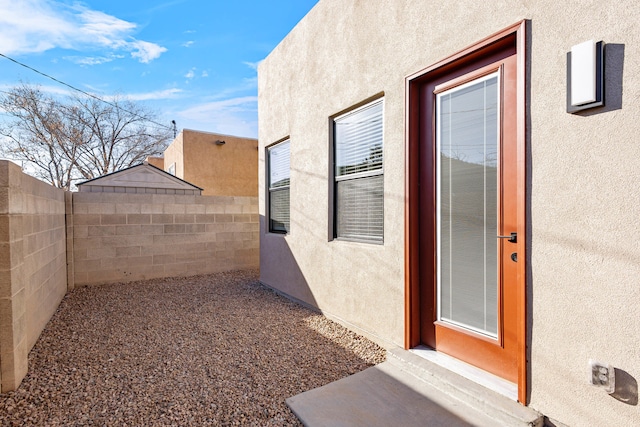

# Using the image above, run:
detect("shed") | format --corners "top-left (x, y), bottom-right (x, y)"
top-left (76, 162), bottom-right (202, 195)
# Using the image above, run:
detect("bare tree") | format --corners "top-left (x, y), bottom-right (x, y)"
top-left (0, 83), bottom-right (172, 190)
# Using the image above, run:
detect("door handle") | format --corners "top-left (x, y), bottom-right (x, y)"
top-left (497, 232), bottom-right (517, 243)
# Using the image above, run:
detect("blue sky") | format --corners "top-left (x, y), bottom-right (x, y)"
top-left (0, 0), bottom-right (319, 138)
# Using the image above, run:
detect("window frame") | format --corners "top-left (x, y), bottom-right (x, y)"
top-left (267, 139), bottom-right (291, 234)
top-left (331, 97), bottom-right (385, 244)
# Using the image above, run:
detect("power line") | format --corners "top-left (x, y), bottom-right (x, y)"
top-left (0, 51), bottom-right (174, 131)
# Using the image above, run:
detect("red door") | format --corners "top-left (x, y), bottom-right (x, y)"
top-left (406, 24), bottom-right (526, 394)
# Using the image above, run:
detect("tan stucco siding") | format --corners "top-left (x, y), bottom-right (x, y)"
top-left (259, 0), bottom-right (640, 425)
top-left (163, 131), bottom-right (184, 179)
top-left (181, 130), bottom-right (258, 197)
top-left (163, 130), bottom-right (257, 197)
top-left (144, 156), bottom-right (165, 170)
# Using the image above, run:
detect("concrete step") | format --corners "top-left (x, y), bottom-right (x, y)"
top-left (286, 347), bottom-right (544, 427)
top-left (387, 347), bottom-right (543, 427)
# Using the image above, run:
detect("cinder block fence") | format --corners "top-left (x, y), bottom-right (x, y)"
top-left (70, 192), bottom-right (258, 286)
top-left (0, 161), bottom-right (67, 392)
top-left (0, 160), bottom-right (259, 392)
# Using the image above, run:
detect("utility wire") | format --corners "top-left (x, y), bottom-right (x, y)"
top-left (0, 52), bottom-right (174, 131)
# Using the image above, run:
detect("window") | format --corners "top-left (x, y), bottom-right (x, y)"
top-left (167, 163), bottom-right (176, 176)
top-left (268, 140), bottom-right (290, 233)
top-left (333, 98), bottom-right (384, 242)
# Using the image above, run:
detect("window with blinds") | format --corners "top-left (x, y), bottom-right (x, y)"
top-left (334, 98), bottom-right (383, 243)
top-left (268, 140), bottom-right (290, 233)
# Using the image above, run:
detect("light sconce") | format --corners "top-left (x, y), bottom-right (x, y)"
top-left (567, 40), bottom-right (604, 113)
top-left (215, 140), bottom-right (226, 145)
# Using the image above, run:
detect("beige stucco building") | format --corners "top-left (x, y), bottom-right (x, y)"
top-left (258, 1), bottom-right (640, 425)
top-left (163, 129), bottom-right (257, 197)
top-left (144, 156), bottom-right (165, 170)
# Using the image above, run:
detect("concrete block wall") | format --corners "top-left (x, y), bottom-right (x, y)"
top-left (0, 161), bottom-right (258, 392)
top-left (0, 161), bottom-right (67, 392)
top-left (71, 192), bottom-right (259, 286)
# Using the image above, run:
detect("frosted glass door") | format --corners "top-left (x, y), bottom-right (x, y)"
top-left (436, 73), bottom-right (499, 338)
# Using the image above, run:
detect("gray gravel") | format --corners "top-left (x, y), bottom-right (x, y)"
top-left (0, 269), bottom-right (386, 426)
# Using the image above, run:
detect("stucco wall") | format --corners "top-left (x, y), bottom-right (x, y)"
top-left (258, 1), bottom-right (640, 425)
top-left (163, 131), bottom-right (184, 178)
top-left (144, 156), bottom-right (165, 170)
top-left (164, 129), bottom-right (258, 197)
top-left (0, 161), bottom-right (67, 392)
top-left (70, 192), bottom-right (258, 286)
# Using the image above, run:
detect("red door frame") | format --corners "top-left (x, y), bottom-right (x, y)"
top-left (404, 20), bottom-right (528, 403)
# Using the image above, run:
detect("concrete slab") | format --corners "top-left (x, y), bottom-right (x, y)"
top-left (287, 348), bottom-right (544, 427)
top-left (287, 361), bottom-right (497, 427)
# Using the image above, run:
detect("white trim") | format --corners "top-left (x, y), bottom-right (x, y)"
top-left (333, 97), bottom-right (384, 122)
top-left (335, 168), bottom-right (383, 182)
top-left (435, 71), bottom-right (501, 338)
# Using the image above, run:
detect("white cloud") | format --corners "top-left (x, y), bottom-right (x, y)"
top-left (175, 96), bottom-right (258, 138)
top-left (76, 8), bottom-right (136, 42)
top-left (64, 56), bottom-right (113, 66)
top-left (201, 71), bottom-right (209, 78)
top-left (182, 41), bottom-right (194, 48)
top-left (63, 54), bottom-right (125, 66)
top-left (204, 77), bottom-right (257, 101)
top-left (0, 0), bottom-right (167, 63)
top-left (242, 60), bottom-right (263, 71)
top-left (0, 83), bottom-right (72, 97)
top-left (184, 68), bottom-right (196, 79)
top-left (119, 88), bottom-right (183, 101)
top-left (129, 40), bottom-right (167, 63)
top-left (3, 82), bottom-right (182, 103)
top-left (242, 76), bottom-right (257, 87)
top-left (181, 96), bottom-right (257, 113)
top-left (0, 83), bottom-right (182, 103)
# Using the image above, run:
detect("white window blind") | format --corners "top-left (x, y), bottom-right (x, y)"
top-left (437, 74), bottom-right (499, 337)
top-left (268, 140), bottom-right (290, 233)
top-left (334, 99), bottom-right (383, 242)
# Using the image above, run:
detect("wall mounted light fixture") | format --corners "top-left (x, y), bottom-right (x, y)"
top-left (567, 40), bottom-right (604, 113)
top-left (215, 140), bottom-right (226, 145)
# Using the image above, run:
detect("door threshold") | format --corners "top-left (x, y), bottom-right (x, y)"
top-left (410, 345), bottom-right (517, 401)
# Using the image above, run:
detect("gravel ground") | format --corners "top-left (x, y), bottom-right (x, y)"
top-left (0, 270), bottom-right (386, 426)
